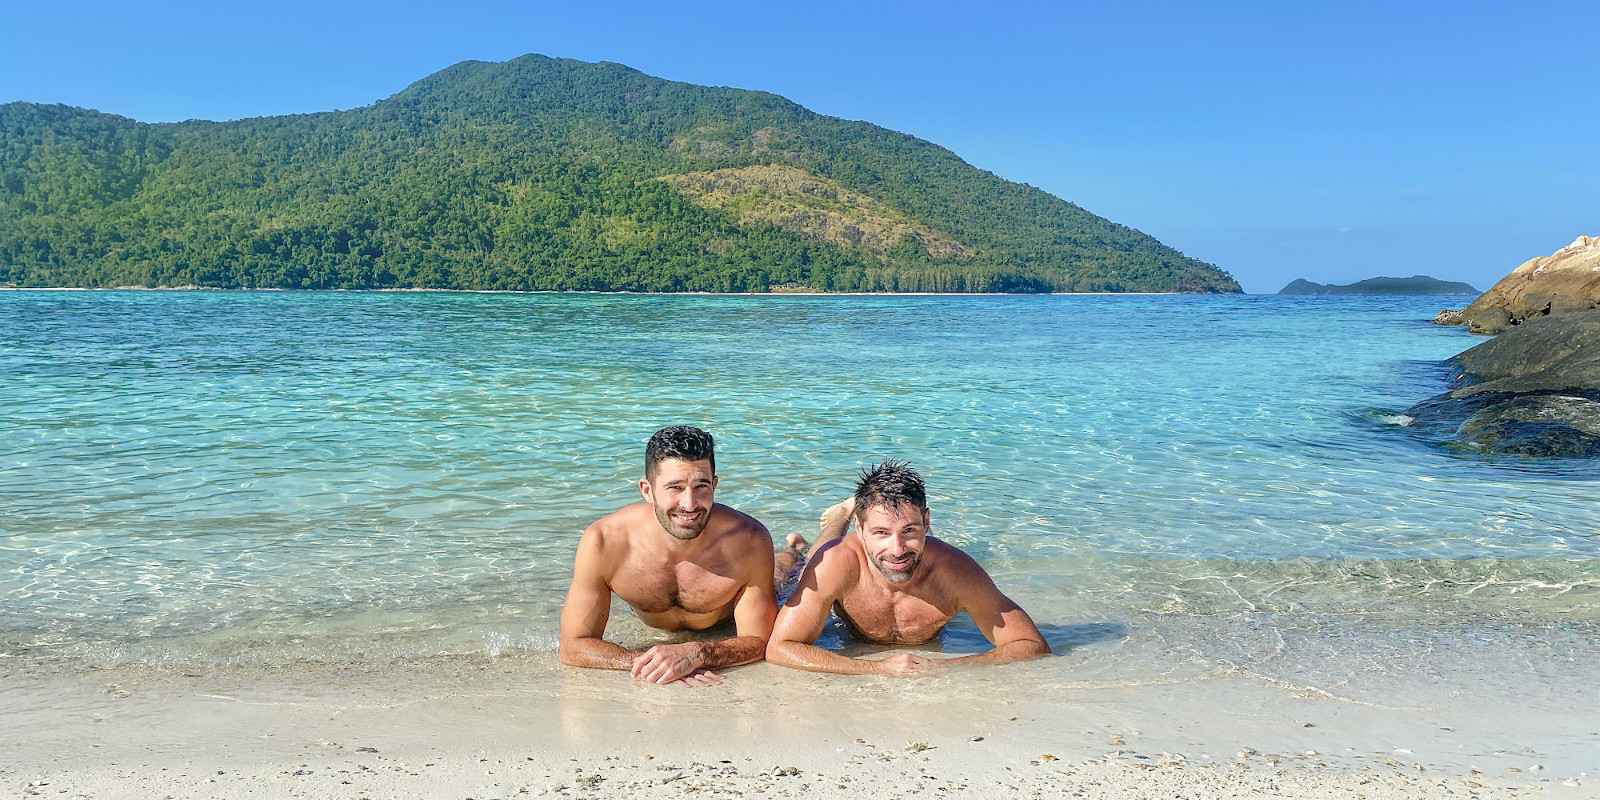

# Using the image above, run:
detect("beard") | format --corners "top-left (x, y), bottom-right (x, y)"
top-left (874, 553), bottom-right (921, 583)
top-left (654, 506), bottom-right (709, 540)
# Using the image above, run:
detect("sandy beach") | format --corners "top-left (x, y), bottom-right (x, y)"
top-left (6, 651), bottom-right (1593, 800)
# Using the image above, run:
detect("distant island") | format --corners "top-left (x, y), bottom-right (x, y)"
top-left (0, 54), bottom-right (1239, 294)
top-left (1278, 276), bottom-right (1478, 296)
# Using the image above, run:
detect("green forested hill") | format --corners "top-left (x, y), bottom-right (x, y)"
top-left (0, 55), bottom-right (1239, 293)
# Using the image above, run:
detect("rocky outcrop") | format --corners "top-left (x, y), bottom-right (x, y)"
top-left (1438, 235), bottom-right (1600, 334)
top-left (1403, 311), bottom-right (1600, 457)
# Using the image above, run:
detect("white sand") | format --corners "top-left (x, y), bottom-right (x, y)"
top-left (5, 653), bottom-right (1593, 799)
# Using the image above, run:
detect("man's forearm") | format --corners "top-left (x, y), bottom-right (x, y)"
top-left (945, 638), bottom-right (1050, 667)
top-left (765, 640), bottom-right (884, 675)
top-left (700, 635), bottom-right (768, 669)
top-left (559, 637), bottom-right (636, 670)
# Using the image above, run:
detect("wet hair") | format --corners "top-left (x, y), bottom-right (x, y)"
top-left (853, 459), bottom-right (927, 517)
top-left (644, 425), bottom-right (716, 479)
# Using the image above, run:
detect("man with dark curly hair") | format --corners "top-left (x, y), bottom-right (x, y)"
top-left (766, 459), bottom-right (1049, 676)
top-left (558, 425), bottom-right (816, 686)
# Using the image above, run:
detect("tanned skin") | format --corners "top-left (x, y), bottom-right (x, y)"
top-left (767, 498), bottom-right (1049, 676)
top-left (558, 457), bottom-right (780, 687)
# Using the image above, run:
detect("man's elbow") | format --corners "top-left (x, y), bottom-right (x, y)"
top-left (764, 637), bottom-right (799, 665)
top-left (1015, 638), bottom-right (1051, 659)
top-left (558, 639), bottom-right (582, 667)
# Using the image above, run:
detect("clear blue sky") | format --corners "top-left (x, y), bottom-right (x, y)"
top-left (3, 1), bottom-right (1595, 292)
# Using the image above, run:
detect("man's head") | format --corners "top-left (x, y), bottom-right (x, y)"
top-left (852, 459), bottom-right (930, 584)
top-left (640, 425), bottom-right (718, 541)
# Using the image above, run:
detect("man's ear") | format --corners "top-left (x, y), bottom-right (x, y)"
top-left (639, 478), bottom-right (652, 501)
top-left (922, 508), bottom-right (931, 529)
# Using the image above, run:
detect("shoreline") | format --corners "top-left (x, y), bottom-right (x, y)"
top-left (5, 653), bottom-right (1593, 799)
top-left (0, 286), bottom-right (1186, 296)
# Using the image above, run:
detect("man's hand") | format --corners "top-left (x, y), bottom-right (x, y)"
top-left (630, 642), bottom-right (708, 685)
top-left (874, 652), bottom-right (940, 677)
top-left (669, 668), bottom-right (724, 688)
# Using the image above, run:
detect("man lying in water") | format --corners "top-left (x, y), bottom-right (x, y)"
top-left (766, 460), bottom-right (1049, 675)
top-left (558, 425), bottom-right (810, 686)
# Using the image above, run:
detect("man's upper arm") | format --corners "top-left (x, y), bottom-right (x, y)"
top-left (952, 550), bottom-right (1048, 651)
top-left (559, 526), bottom-right (612, 644)
top-left (731, 525), bottom-right (779, 640)
top-left (769, 539), bottom-right (846, 645)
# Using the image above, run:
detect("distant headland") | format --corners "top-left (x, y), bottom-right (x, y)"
top-left (1278, 276), bottom-right (1478, 296)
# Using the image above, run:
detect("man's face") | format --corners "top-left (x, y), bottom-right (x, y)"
top-left (640, 458), bottom-right (717, 540)
top-left (857, 501), bottom-right (929, 584)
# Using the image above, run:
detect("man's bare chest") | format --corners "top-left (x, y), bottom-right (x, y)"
top-left (612, 556), bottom-right (743, 616)
top-left (834, 586), bottom-right (956, 645)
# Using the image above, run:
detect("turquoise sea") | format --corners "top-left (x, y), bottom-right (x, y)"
top-left (2, 291), bottom-right (1597, 695)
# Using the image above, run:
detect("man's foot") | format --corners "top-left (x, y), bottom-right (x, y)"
top-left (774, 533), bottom-right (809, 586)
top-left (811, 497), bottom-right (855, 556)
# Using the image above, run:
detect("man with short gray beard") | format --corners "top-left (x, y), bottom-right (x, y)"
top-left (766, 460), bottom-right (1049, 676)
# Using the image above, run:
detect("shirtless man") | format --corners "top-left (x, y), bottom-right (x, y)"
top-left (767, 460), bottom-right (1049, 675)
top-left (558, 426), bottom-right (807, 686)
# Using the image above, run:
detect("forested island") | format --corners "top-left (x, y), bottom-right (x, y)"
top-left (0, 55), bottom-right (1239, 293)
top-left (1278, 276), bottom-right (1477, 296)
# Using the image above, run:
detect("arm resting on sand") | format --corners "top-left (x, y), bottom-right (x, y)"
top-left (940, 637), bottom-right (1050, 667)
top-left (768, 639), bottom-right (873, 675)
top-left (558, 526), bottom-right (635, 671)
top-left (943, 553), bottom-right (1050, 666)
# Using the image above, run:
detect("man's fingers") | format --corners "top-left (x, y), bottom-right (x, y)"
top-left (632, 646), bottom-right (670, 679)
top-left (646, 661), bottom-right (679, 684)
top-left (658, 660), bottom-right (697, 684)
top-left (682, 670), bottom-right (722, 687)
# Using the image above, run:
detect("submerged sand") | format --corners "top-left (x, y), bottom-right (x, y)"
top-left (4, 652), bottom-right (1593, 799)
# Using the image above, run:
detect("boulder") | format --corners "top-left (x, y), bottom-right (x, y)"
top-left (1403, 311), bottom-right (1600, 457)
top-left (1454, 395), bottom-right (1600, 457)
top-left (1464, 306), bottom-right (1512, 335)
top-left (1432, 308), bottom-right (1464, 326)
top-left (1456, 234), bottom-right (1600, 331)
top-left (1449, 311), bottom-right (1600, 397)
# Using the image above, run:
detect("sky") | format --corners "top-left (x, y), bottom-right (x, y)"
top-left (3, 1), bottom-right (1595, 293)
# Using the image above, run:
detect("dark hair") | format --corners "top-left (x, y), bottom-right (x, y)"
top-left (853, 459), bottom-right (927, 517)
top-left (645, 425), bottom-right (716, 478)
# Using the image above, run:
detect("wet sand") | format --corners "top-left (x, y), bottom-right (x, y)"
top-left (5, 652), bottom-right (1593, 799)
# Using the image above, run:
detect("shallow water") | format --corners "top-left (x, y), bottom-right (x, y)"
top-left (2, 291), bottom-right (1597, 683)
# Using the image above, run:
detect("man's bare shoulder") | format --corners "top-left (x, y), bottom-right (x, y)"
top-left (924, 537), bottom-right (993, 586)
top-left (583, 503), bottom-right (651, 549)
top-left (808, 534), bottom-right (863, 583)
top-left (708, 504), bottom-right (772, 548)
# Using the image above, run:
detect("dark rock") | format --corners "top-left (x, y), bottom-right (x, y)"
top-left (1454, 395), bottom-right (1600, 457)
top-left (1450, 312), bottom-right (1600, 396)
top-left (1402, 312), bottom-right (1600, 457)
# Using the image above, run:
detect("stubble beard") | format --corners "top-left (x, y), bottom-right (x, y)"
top-left (875, 553), bottom-right (920, 583)
top-left (655, 506), bottom-right (708, 541)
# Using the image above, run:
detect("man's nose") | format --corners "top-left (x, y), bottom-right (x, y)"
top-left (677, 493), bottom-right (697, 510)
